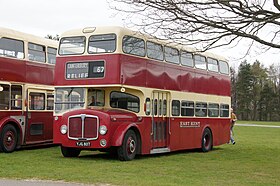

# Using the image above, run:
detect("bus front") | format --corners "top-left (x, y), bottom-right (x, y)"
top-left (53, 27), bottom-right (142, 161)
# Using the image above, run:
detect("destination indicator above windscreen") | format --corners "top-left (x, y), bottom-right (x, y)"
top-left (66, 61), bottom-right (105, 79)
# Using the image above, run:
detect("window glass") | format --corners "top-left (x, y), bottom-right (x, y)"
top-left (181, 101), bottom-right (194, 116)
top-left (219, 61), bottom-right (229, 75)
top-left (88, 34), bottom-right (116, 54)
top-left (110, 91), bottom-right (140, 113)
top-left (172, 100), bottom-right (180, 116)
top-left (0, 38), bottom-right (24, 59)
top-left (159, 99), bottom-right (162, 116)
top-left (220, 104), bottom-right (229, 117)
top-left (122, 35), bottom-right (145, 57)
top-left (147, 41), bottom-right (163, 61)
top-left (145, 98), bottom-right (151, 115)
top-left (55, 87), bottom-right (85, 114)
top-left (165, 46), bottom-right (179, 64)
top-left (11, 85), bottom-right (22, 110)
top-left (0, 84), bottom-right (10, 110)
top-left (47, 47), bottom-right (57, 64)
top-left (195, 102), bottom-right (207, 117)
top-left (28, 43), bottom-right (46, 62)
top-left (208, 103), bottom-right (219, 117)
top-left (208, 58), bottom-right (219, 72)
top-left (153, 99), bottom-right (158, 116)
top-left (59, 36), bottom-right (86, 55)
top-left (194, 55), bottom-right (207, 70)
top-left (87, 89), bottom-right (105, 106)
top-left (181, 51), bottom-right (193, 67)
top-left (47, 93), bottom-right (54, 110)
top-left (29, 92), bottom-right (45, 110)
top-left (163, 99), bottom-right (167, 116)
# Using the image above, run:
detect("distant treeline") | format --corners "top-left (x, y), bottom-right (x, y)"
top-left (231, 60), bottom-right (280, 121)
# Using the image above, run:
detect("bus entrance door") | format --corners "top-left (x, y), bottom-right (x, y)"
top-left (151, 91), bottom-right (170, 154)
top-left (24, 88), bottom-right (53, 145)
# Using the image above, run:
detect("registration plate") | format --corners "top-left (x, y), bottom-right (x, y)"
top-left (76, 141), bottom-right (91, 147)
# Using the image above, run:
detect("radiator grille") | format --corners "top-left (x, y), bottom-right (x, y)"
top-left (68, 114), bottom-right (98, 140)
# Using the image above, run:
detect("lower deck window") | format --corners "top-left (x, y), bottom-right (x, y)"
top-left (195, 102), bottom-right (207, 117)
top-left (110, 91), bottom-right (140, 113)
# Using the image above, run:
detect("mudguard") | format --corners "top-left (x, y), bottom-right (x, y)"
top-left (111, 123), bottom-right (139, 147)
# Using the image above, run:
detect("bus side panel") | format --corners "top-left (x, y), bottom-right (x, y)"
top-left (181, 68), bottom-right (196, 92)
top-left (120, 55), bottom-right (146, 87)
top-left (0, 57), bottom-right (26, 83)
top-left (137, 117), bottom-right (153, 154)
top-left (26, 62), bottom-right (54, 85)
top-left (164, 64), bottom-right (181, 91)
top-left (25, 111), bottom-right (53, 144)
top-left (169, 118), bottom-right (230, 151)
top-left (146, 61), bottom-right (165, 89)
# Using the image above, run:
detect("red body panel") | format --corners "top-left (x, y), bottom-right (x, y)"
top-left (55, 54), bottom-right (230, 96)
top-left (0, 57), bottom-right (54, 85)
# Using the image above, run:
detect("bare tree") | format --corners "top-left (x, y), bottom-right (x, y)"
top-left (110, 0), bottom-right (280, 52)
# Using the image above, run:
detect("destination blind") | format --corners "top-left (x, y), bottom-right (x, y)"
top-left (66, 61), bottom-right (105, 79)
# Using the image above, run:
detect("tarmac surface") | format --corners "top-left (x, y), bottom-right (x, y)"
top-left (0, 179), bottom-right (110, 186)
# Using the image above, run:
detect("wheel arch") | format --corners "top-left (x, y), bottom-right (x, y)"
top-left (111, 123), bottom-right (142, 154)
top-left (0, 118), bottom-right (23, 147)
top-left (201, 126), bottom-right (213, 152)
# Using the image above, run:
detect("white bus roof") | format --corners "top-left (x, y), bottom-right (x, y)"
top-left (0, 27), bottom-right (58, 48)
top-left (60, 26), bottom-right (227, 61)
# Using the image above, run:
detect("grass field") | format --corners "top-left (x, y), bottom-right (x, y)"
top-left (0, 122), bottom-right (279, 186)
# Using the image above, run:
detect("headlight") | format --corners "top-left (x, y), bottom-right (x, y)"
top-left (99, 125), bottom-right (107, 135)
top-left (60, 125), bottom-right (67, 134)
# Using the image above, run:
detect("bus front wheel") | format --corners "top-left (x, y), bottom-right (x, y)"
top-left (117, 130), bottom-right (137, 161)
top-left (201, 128), bottom-right (213, 152)
top-left (0, 124), bottom-right (18, 153)
top-left (61, 146), bottom-right (81, 157)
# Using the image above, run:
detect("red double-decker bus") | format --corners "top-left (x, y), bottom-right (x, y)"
top-left (53, 26), bottom-right (231, 160)
top-left (0, 27), bottom-right (58, 152)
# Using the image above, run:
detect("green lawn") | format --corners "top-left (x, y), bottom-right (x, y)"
top-left (0, 123), bottom-right (279, 186)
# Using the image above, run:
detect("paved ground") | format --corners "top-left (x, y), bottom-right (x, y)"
top-left (236, 123), bottom-right (280, 128)
top-left (0, 179), bottom-right (110, 186)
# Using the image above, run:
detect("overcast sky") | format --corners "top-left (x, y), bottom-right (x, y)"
top-left (1, 0), bottom-right (279, 68)
top-left (0, 0), bottom-right (123, 36)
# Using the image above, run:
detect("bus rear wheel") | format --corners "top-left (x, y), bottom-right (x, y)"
top-left (0, 124), bottom-right (18, 153)
top-left (201, 128), bottom-right (213, 152)
top-left (61, 146), bottom-right (81, 157)
top-left (117, 130), bottom-right (137, 161)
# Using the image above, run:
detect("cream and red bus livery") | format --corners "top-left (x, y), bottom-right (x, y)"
top-left (53, 26), bottom-right (231, 160)
top-left (0, 27), bottom-right (58, 152)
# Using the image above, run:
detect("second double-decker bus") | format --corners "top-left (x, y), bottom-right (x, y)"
top-left (0, 27), bottom-right (58, 152)
top-left (53, 26), bottom-right (231, 161)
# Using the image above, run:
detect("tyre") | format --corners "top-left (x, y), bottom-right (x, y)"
top-left (201, 127), bottom-right (213, 152)
top-left (0, 124), bottom-right (18, 153)
top-left (117, 130), bottom-right (137, 161)
top-left (61, 146), bottom-right (81, 157)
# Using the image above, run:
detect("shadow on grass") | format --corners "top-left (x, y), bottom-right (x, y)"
top-left (75, 146), bottom-right (225, 161)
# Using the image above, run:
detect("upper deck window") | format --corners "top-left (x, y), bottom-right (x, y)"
top-left (59, 36), bottom-right (85, 55)
top-left (181, 51), bottom-right (194, 67)
top-left (88, 34), bottom-right (116, 54)
top-left (0, 37), bottom-right (24, 59)
top-left (219, 60), bottom-right (230, 75)
top-left (165, 46), bottom-right (179, 64)
top-left (28, 43), bottom-right (46, 63)
top-left (122, 35), bottom-right (145, 57)
top-left (147, 41), bottom-right (163, 61)
top-left (47, 47), bottom-right (57, 64)
top-left (208, 58), bottom-right (219, 72)
top-left (194, 54), bottom-right (207, 70)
